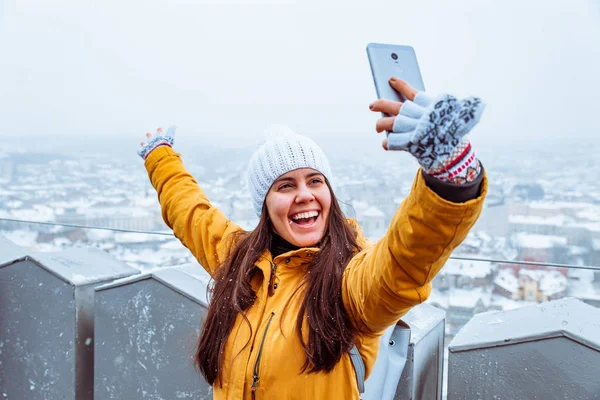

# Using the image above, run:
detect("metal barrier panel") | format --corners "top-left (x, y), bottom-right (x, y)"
top-left (0, 259), bottom-right (76, 398)
top-left (447, 297), bottom-right (600, 400)
top-left (0, 237), bottom-right (139, 400)
top-left (94, 265), bottom-right (212, 399)
top-left (396, 303), bottom-right (446, 400)
top-left (363, 303), bottom-right (446, 400)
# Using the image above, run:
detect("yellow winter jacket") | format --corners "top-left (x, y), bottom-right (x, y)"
top-left (145, 146), bottom-right (487, 400)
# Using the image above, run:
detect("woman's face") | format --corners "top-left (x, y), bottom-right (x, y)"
top-left (265, 168), bottom-right (332, 248)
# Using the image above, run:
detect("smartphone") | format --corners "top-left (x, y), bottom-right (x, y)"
top-left (366, 43), bottom-right (425, 116)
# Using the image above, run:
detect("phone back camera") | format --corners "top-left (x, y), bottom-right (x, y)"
top-left (391, 53), bottom-right (398, 60)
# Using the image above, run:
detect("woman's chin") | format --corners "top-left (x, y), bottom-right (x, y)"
top-left (286, 231), bottom-right (323, 248)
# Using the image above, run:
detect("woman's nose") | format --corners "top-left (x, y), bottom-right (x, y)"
top-left (295, 186), bottom-right (315, 203)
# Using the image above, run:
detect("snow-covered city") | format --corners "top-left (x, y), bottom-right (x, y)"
top-left (1, 135), bottom-right (599, 348)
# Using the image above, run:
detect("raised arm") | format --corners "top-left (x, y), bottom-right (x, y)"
top-left (342, 170), bottom-right (486, 333)
top-left (140, 127), bottom-right (242, 275)
top-left (342, 80), bottom-right (487, 333)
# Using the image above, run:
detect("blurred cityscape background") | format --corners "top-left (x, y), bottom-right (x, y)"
top-left (2, 0), bottom-right (599, 396)
top-left (1, 134), bottom-right (599, 353)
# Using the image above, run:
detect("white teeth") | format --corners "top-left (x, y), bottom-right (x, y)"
top-left (291, 211), bottom-right (319, 220)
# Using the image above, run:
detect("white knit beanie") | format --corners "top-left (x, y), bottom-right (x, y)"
top-left (247, 126), bottom-right (333, 217)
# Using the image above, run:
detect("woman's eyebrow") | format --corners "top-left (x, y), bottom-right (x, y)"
top-left (273, 176), bottom-right (295, 184)
top-left (274, 172), bottom-right (323, 185)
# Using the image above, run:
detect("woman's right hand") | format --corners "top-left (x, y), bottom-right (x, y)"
top-left (369, 79), bottom-right (485, 175)
top-left (137, 126), bottom-right (177, 160)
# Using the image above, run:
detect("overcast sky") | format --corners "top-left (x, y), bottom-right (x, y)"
top-left (1, 0), bottom-right (598, 148)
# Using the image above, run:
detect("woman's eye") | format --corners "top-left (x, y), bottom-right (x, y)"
top-left (279, 183), bottom-right (292, 190)
top-left (311, 178), bottom-right (323, 185)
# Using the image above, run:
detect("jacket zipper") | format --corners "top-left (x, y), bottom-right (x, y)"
top-left (268, 263), bottom-right (277, 296)
top-left (250, 312), bottom-right (275, 399)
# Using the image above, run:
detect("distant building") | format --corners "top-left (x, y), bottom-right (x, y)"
top-left (37, 228), bottom-right (87, 244)
top-left (510, 200), bottom-right (595, 220)
top-left (511, 183), bottom-right (544, 201)
top-left (508, 215), bottom-right (569, 237)
top-left (56, 207), bottom-right (157, 231)
top-left (508, 202), bottom-right (600, 248)
top-left (113, 232), bottom-right (173, 250)
top-left (493, 269), bottom-right (520, 300)
top-left (567, 269), bottom-right (600, 308)
top-left (511, 232), bottom-right (567, 263)
top-left (519, 269), bottom-right (568, 302)
top-left (358, 206), bottom-right (386, 240)
top-left (536, 270), bottom-right (569, 301)
top-left (493, 266), bottom-right (568, 303)
top-left (435, 259), bottom-right (494, 290)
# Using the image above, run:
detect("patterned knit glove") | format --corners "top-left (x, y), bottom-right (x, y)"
top-left (388, 93), bottom-right (485, 183)
top-left (137, 126), bottom-right (176, 160)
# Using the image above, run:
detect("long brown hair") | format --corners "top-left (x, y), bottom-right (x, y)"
top-left (195, 181), bottom-right (361, 385)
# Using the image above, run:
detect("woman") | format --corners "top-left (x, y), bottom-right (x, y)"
top-left (138, 78), bottom-right (487, 399)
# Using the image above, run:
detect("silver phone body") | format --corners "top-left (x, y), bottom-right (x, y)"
top-left (366, 43), bottom-right (425, 116)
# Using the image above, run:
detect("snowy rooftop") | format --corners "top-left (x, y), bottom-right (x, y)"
top-left (518, 268), bottom-right (547, 281)
top-left (0, 236), bottom-right (29, 264)
top-left (513, 232), bottom-right (568, 249)
top-left (574, 221), bottom-right (600, 233)
top-left (538, 270), bottom-right (568, 296)
top-left (113, 232), bottom-right (172, 244)
top-left (569, 278), bottom-right (600, 301)
top-left (509, 214), bottom-right (600, 232)
top-left (439, 259), bottom-right (493, 279)
top-left (528, 200), bottom-right (592, 211)
top-left (448, 288), bottom-right (491, 309)
top-left (509, 214), bottom-right (570, 226)
top-left (6, 205), bottom-right (56, 222)
top-left (494, 269), bottom-right (519, 293)
top-left (74, 206), bottom-right (153, 218)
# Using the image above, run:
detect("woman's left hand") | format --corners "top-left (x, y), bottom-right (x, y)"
top-left (137, 126), bottom-right (177, 160)
top-left (369, 78), bottom-right (485, 174)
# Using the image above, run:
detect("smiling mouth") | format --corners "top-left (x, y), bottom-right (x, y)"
top-left (289, 211), bottom-right (320, 226)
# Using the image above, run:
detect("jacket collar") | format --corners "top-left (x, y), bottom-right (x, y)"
top-left (270, 233), bottom-right (303, 258)
top-left (268, 234), bottom-right (319, 266)
top-left (262, 219), bottom-right (369, 266)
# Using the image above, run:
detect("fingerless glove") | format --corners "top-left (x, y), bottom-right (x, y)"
top-left (137, 126), bottom-right (176, 160)
top-left (388, 93), bottom-right (485, 184)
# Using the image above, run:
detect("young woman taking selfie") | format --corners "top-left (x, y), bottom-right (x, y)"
top-left (138, 78), bottom-right (487, 399)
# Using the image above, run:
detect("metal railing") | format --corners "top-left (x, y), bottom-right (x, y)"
top-left (2, 217), bottom-right (599, 271)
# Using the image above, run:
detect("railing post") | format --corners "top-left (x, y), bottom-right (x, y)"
top-left (0, 236), bottom-right (139, 399)
top-left (94, 263), bottom-right (212, 399)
